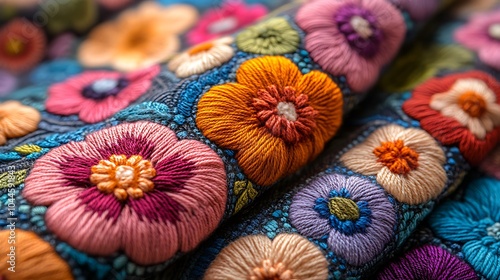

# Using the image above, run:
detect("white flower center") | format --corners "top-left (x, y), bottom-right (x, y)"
top-left (487, 222), bottom-right (500, 240)
top-left (92, 78), bottom-right (119, 93)
top-left (489, 23), bottom-right (500, 40)
top-left (350, 16), bottom-right (373, 39)
top-left (277, 102), bottom-right (297, 121)
top-left (115, 165), bottom-right (135, 186)
top-left (208, 17), bottom-right (238, 34)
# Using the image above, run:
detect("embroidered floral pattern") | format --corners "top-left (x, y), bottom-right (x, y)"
top-left (204, 234), bottom-right (328, 280)
top-left (0, 101), bottom-right (40, 145)
top-left (187, 1), bottom-right (267, 45)
top-left (296, 0), bottom-right (405, 93)
top-left (196, 56), bottom-right (342, 186)
top-left (236, 17), bottom-right (300, 55)
top-left (403, 71), bottom-right (500, 165)
top-left (46, 65), bottom-right (160, 123)
top-left (78, 2), bottom-right (197, 71)
top-left (0, 230), bottom-right (73, 280)
top-left (428, 178), bottom-right (500, 280)
top-left (0, 19), bottom-right (46, 73)
top-left (290, 173), bottom-right (396, 266)
top-left (23, 121), bottom-right (227, 265)
top-left (455, 10), bottom-right (500, 70)
top-left (340, 125), bottom-right (447, 204)
top-left (377, 245), bottom-right (477, 280)
top-left (169, 37), bottom-right (234, 78)
top-left (0, 69), bottom-right (17, 96)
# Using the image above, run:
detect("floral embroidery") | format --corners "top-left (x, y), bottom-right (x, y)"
top-left (403, 71), bottom-right (500, 165)
top-left (0, 230), bottom-right (73, 280)
top-left (340, 124), bottom-right (447, 204)
top-left (377, 245), bottom-right (477, 280)
top-left (196, 56), bottom-right (343, 186)
top-left (236, 17), bottom-right (300, 55)
top-left (388, 0), bottom-right (439, 20)
top-left (290, 173), bottom-right (396, 266)
top-left (29, 59), bottom-right (83, 86)
top-left (234, 180), bottom-right (258, 213)
top-left (78, 2), bottom-right (198, 71)
top-left (0, 19), bottom-right (46, 73)
top-left (46, 65), bottom-right (160, 123)
top-left (0, 101), bottom-right (40, 145)
top-left (296, 0), bottom-right (405, 93)
top-left (187, 1), bottom-right (267, 45)
top-left (46, 0), bottom-right (97, 34)
top-left (169, 37), bottom-right (234, 78)
top-left (23, 121), bottom-right (227, 265)
top-left (204, 234), bottom-right (328, 280)
top-left (479, 145), bottom-right (500, 179)
top-left (455, 10), bottom-right (500, 70)
top-left (48, 33), bottom-right (77, 59)
top-left (428, 178), bottom-right (500, 280)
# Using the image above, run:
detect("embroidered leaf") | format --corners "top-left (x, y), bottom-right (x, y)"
top-left (0, 169), bottom-right (27, 188)
top-left (234, 181), bottom-right (258, 213)
top-left (14, 144), bottom-right (42, 155)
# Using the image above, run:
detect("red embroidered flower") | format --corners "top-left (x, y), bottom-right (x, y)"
top-left (403, 71), bottom-right (500, 165)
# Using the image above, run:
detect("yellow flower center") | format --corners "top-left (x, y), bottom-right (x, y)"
top-left (489, 23), bottom-right (500, 40)
top-left (373, 140), bottom-right (419, 175)
top-left (187, 42), bottom-right (214, 56)
top-left (328, 197), bottom-right (360, 220)
top-left (90, 154), bottom-right (156, 201)
top-left (458, 91), bottom-right (487, 118)
top-left (251, 259), bottom-right (294, 280)
top-left (5, 37), bottom-right (25, 56)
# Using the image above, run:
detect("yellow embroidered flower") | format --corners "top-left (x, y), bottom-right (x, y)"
top-left (340, 124), bottom-right (447, 204)
top-left (0, 101), bottom-right (40, 145)
top-left (204, 234), bottom-right (328, 280)
top-left (78, 2), bottom-right (198, 71)
top-left (169, 37), bottom-right (234, 78)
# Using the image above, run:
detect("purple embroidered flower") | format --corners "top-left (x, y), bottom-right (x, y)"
top-left (289, 173), bottom-right (396, 266)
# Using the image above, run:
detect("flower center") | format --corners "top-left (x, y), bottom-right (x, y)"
top-left (350, 15), bottom-right (373, 39)
top-left (488, 23), bottom-right (500, 40)
top-left (5, 37), bottom-right (25, 56)
top-left (253, 85), bottom-right (318, 143)
top-left (208, 17), bottom-right (238, 34)
top-left (251, 259), bottom-right (294, 280)
top-left (487, 222), bottom-right (500, 240)
top-left (373, 140), bottom-right (419, 175)
top-left (328, 197), bottom-right (360, 220)
top-left (82, 78), bottom-right (129, 99)
top-left (187, 42), bottom-right (214, 56)
top-left (90, 154), bottom-right (156, 201)
top-left (458, 91), bottom-right (487, 118)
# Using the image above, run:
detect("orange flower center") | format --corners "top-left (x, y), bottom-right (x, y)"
top-left (457, 91), bottom-right (487, 118)
top-left (187, 42), bottom-right (214, 55)
top-left (5, 37), bottom-right (25, 56)
top-left (90, 154), bottom-right (156, 201)
top-left (373, 140), bottom-right (419, 175)
top-left (251, 259), bottom-right (294, 280)
top-left (253, 85), bottom-right (318, 143)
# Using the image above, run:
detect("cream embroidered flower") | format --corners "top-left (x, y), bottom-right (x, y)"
top-left (340, 124), bottom-right (447, 204)
top-left (429, 78), bottom-right (500, 139)
top-left (168, 37), bottom-right (234, 78)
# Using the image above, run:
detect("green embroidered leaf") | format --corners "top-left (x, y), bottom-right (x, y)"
top-left (0, 169), bottom-right (27, 189)
top-left (234, 181), bottom-right (258, 213)
top-left (14, 144), bottom-right (42, 155)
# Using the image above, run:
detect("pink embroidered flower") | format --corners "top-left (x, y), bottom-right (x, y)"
top-left (187, 0), bottom-right (268, 45)
top-left (296, 0), bottom-right (405, 93)
top-left (455, 11), bottom-right (500, 70)
top-left (23, 121), bottom-right (227, 265)
top-left (46, 65), bottom-right (160, 123)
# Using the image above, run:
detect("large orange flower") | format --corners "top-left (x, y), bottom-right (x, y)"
top-left (196, 56), bottom-right (343, 186)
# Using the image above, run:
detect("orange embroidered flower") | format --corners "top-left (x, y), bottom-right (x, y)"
top-left (0, 230), bottom-right (73, 280)
top-left (0, 101), bottom-right (40, 145)
top-left (196, 56), bottom-right (343, 186)
top-left (78, 2), bottom-right (198, 71)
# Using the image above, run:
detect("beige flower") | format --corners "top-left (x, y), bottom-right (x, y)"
top-left (340, 124), bottom-right (447, 204)
top-left (168, 37), bottom-right (234, 78)
top-left (204, 234), bottom-right (328, 280)
top-left (78, 1), bottom-right (198, 71)
top-left (0, 101), bottom-right (40, 145)
top-left (430, 78), bottom-right (500, 139)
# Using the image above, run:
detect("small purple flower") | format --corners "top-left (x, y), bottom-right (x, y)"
top-left (290, 173), bottom-right (396, 266)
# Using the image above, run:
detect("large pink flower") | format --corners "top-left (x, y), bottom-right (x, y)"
top-left (23, 121), bottom-right (227, 265)
top-left (46, 65), bottom-right (160, 123)
top-left (187, 1), bottom-right (267, 45)
top-left (455, 10), bottom-right (500, 70)
top-left (296, 0), bottom-right (405, 93)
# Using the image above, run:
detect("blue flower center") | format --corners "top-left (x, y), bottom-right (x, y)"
top-left (487, 222), bottom-right (500, 240)
top-left (82, 78), bottom-right (129, 99)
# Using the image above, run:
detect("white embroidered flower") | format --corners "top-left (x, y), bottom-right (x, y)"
top-left (430, 78), bottom-right (500, 139)
top-left (168, 37), bottom-right (234, 78)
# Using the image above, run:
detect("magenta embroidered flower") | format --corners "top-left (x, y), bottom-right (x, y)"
top-left (296, 0), bottom-right (405, 93)
top-left (46, 65), bottom-right (160, 123)
top-left (23, 121), bottom-right (227, 265)
top-left (455, 10), bottom-right (500, 70)
top-left (187, 1), bottom-right (267, 45)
